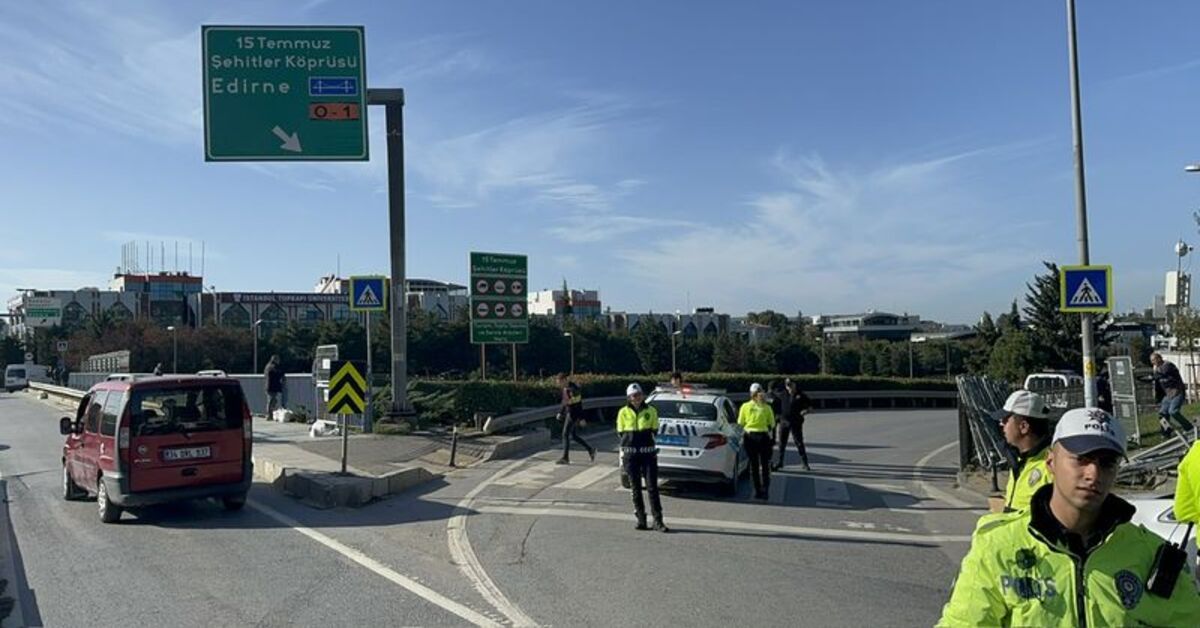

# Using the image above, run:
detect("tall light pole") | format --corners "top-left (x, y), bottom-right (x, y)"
top-left (908, 338), bottom-right (915, 378)
top-left (252, 318), bottom-right (264, 374)
top-left (563, 332), bottom-right (575, 376)
top-left (1065, 0), bottom-right (1097, 407)
top-left (166, 326), bottom-right (177, 374)
top-left (671, 330), bottom-right (683, 372)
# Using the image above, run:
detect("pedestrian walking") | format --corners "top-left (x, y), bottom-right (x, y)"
top-left (669, 371), bottom-right (685, 389)
top-left (618, 383), bottom-right (668, 532)
top-left (556, 373), bottom-right (595, 464)
top-left (738, 382), bottom-right (776, 500)
top-left (773, 379), bottom-right (811, 471)
top-left (939, 408), bottom-right (1200, 625)
top-left (1151, 352), bottom-right (1195, 438)
top-left (265, 355), bottom-right (285, 418)
top-left (993, 389), bottom-right (1053, 513)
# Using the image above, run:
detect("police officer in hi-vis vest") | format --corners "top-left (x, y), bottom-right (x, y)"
top-left (618, 383), bottom-right (669, 532)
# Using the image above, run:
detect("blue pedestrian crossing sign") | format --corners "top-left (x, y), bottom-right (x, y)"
top-left (349, 275), bottom-right (387, 312)
top-left (1059, 265), bottom-right (1112, 313)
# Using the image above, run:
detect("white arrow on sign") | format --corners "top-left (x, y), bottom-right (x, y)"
top-left (272, 126), bottom-right (303, 152)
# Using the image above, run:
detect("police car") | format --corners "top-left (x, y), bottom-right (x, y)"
top-left (619, 384), bottom-right (747, 496)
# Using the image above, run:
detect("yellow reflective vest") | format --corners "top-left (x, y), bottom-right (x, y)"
top-left (939, 488), bottom-right (1200, 627)
top-left (617, 404), bottom-right (658, 433)
top-left (737, 400), bottom-right (776, 433)
top-left (1176, 442), bottom-right (1200, 524)
top-left (1005, 443), bottom-right (1052, 513)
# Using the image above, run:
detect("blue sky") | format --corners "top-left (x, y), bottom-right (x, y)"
top-left (3, 1), bottom-right (1200, 324)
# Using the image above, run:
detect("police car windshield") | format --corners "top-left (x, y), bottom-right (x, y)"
top-left (650, 400), bottom-right (718, 421)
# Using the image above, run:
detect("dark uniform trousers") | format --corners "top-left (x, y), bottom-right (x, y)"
top-left (625, 451), bottom-right (663, 521)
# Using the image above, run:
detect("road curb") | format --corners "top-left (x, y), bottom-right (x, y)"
top-left (252, 455), bottom-right (437, 509)
top-left (0, 481), bottom-right (28, 628)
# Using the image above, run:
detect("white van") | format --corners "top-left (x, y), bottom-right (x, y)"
top-left (5, 364), bottom-right (29, 392)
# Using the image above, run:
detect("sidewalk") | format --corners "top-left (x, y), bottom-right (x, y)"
top-left (251, 419), bottom-right (550, 508)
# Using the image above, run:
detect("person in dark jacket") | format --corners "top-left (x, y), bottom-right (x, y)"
top-left (1151, 353), bottom-right (1194, 438)
top-left (773, 379), bottom-right (812, 471)
top-left (265, 355), bottom-right (286, 418)
top-left (556, 373), bottom-right (595, 464)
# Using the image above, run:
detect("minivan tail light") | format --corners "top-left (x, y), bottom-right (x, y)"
top-left (119, 426), bottom-right (130, 449)
top-left (243, 402), bottom-right (252, 440)
top-left (703, 434), bottom-right (727, 449)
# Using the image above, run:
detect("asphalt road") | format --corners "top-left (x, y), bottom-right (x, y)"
top-left (1, 391), bottom-right (980, 627)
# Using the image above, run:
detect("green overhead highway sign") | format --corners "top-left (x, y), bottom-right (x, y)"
top-left (202, 25), bottom-right (368, 161)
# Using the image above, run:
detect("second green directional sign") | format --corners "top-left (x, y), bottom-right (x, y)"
top-left (202, 25), bottom-right (368, 161)
top-left (470, 252), bottom-right (528, 344)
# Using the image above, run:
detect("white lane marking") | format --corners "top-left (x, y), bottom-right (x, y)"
top-left (914, 441), bottom-right (984, 513)
top-left (553, 465), bottom-right (618, 490)
top-left (247, 499), bottom-right (499, 627)
top-left (491, 460), bottom-right (558, 489)
top-left (476, 505), bottom-right (971, 544)
top-left (448, 458), bottom-right (539, 628)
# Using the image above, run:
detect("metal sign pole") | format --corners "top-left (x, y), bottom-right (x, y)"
top-left (512, 343), bottom-right (517, 382)
top-left (480, 344), bottom-right (487, 380)
top-left (368, 88), bottom-right (410, 417)
top-left (341, 411), bottom-right (349, 474)
top-left (1066, 0), bottom-right (1097, 407)
top-left (365, 310), bottom-right (373, 433)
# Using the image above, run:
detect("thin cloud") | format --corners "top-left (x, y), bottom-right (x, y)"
top-left (1103, 57), bottom-right (1200, 85)
top-left (619, 144), bottom-right (1047, 319)
top-left (546, 214), bottom-right (697, 244)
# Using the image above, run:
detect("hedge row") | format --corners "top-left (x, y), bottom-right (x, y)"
top-left (376, 373), bottom-right (956, 425)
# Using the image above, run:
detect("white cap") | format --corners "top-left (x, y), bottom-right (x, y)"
top-left (992, 390), bottom-right (1051, 421)
top-left (626, 383), bottom-right (643, 397)
top-left (1053, 407), bottom-right (1126, 456)
top-left (749, 382), bottom-right (764, 394)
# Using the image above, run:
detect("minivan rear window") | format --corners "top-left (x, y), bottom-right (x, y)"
top-left (7, 368), bottom-right (25, 379)
top-left (651, 400), bottom-right (718, 421)
top-left (128, 385), bottom-right (245, 437)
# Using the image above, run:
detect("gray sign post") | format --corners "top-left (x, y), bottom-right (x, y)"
top-left (1106, 356), bottom-right (1140, 446)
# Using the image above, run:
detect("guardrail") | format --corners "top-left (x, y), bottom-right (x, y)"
top-left (483, 389), bottom-right (958, 435)
top-left (30, 381), bottom-right (84, 401)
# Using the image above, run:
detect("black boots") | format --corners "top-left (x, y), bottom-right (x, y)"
top-left (635, 514), bottom-right (649, 531)
top-left (652, 519), bottom-right (670, 533)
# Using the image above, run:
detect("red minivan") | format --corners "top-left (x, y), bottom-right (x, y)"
top-left (60, 376), bottom-right (253, 523)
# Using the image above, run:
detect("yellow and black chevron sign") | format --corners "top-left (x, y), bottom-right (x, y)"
top-left (328, 360), bottom-right (367, 415)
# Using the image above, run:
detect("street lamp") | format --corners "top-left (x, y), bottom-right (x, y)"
top-left (166, 326), bottom-right (177, 374)
top-left (253, 319), bottom-right (264, 373)
top-left (563, 332), bottom-right (575, 375)
top-left (671, 330), bottom-right (683, 372)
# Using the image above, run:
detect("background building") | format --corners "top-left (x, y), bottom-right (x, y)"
top-left (812, 311), bottom-right (920, 344)
top-left (528, 288), bottom-right (602, 321)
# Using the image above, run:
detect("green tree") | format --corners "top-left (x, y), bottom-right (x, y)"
top-left (1, 335), bottom-right (24, 365)
top-left (712, 333), bottom-right (753, 372)
top-left (746, 310), bottom-right (792, 332)
top-left (997, 300), bottom-right (1022, 332)
top-left (1022, 261), bottom-right (1113, 371)
top-left (632, 320), bottom-right (671, 374)
top-left (987, 328), bottom-right (1037, 383)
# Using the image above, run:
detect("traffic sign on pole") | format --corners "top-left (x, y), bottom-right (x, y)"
top-left (202, 25), bottom-right (368, 161)
top-left (328, 360), bottom-right (366, 415)
top-left (1059, 265), bottom-right (1113, 313)
top-left (470, 252), bottom-right (528, 344)
top-left (349, 276), bottom-right (387, 312)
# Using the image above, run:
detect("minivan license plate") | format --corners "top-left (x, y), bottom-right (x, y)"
top-left (163, 446), bottom-right (211, 461)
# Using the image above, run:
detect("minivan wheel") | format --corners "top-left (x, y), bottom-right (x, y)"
top-left (222, 495), bottom-right (247, 511)
top-left (97, 479), bottom-right (122, 523)
top-left (62, 464), bottom-right (83, 501)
